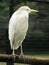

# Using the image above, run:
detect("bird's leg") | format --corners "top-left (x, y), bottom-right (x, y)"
top-left (20, 44), bottom-right (25, 63)
top-left (19, 44), bottom-right (24, 58)
top-left (21, 44), bottom-right (23, 56)
top-left (12, 48), bottom-right (15, 55)
top-left (12, 47), bottom-right (15, 61)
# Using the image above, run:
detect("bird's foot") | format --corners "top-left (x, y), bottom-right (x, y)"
top-left (11, 54), bottom-right (16, 61)
top-left (20, 52), bottom-right (24, 57)
top-left (19, 54), bottom-right (25, 63)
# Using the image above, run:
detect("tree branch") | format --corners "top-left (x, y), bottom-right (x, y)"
top-left (0, 54), bottom-right (49, 64)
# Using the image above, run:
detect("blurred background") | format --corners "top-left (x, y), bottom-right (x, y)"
top-left (0, 0), bottom-right (49, 65)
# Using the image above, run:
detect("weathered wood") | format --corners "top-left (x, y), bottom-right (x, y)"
top-left (0, 54), bottom-right (49, 64)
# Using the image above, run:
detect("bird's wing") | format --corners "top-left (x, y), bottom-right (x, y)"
top-left (9, 12), bottom-right (19, 40)
top-left (9, 11), bottom-right (28, 40)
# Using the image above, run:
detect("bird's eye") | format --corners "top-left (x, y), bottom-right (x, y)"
top-left (26, 9), bottom-right (29, 11)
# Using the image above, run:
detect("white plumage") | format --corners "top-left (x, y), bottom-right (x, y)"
top-left (8, 6), bottom-right (39, 55)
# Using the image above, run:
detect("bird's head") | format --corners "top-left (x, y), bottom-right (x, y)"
top-left (17, 6), bottom-right (39, 14)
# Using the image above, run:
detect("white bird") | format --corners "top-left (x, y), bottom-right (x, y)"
top-left (8, 6), bottom-right (39, 55)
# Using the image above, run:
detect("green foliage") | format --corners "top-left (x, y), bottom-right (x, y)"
top-left (28, 29), bottom-right (46, 39)
top-left (14, 2), bottom-right (37, 11)
top-left (31, 30), bottom-right (45, 38)
top-left (26, 2), bottom-right (37, 9)
top-left (0, 1), bottom-right (9, 21)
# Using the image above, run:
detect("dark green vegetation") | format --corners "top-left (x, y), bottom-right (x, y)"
top-left (0, 0), bottom-right (9, 21)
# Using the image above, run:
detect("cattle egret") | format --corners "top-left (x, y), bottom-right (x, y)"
top-left (8, 6), bottom-right (39, 55)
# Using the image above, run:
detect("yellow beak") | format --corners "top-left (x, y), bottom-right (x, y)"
top-left (30, 9), bottom-right (39, 13)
